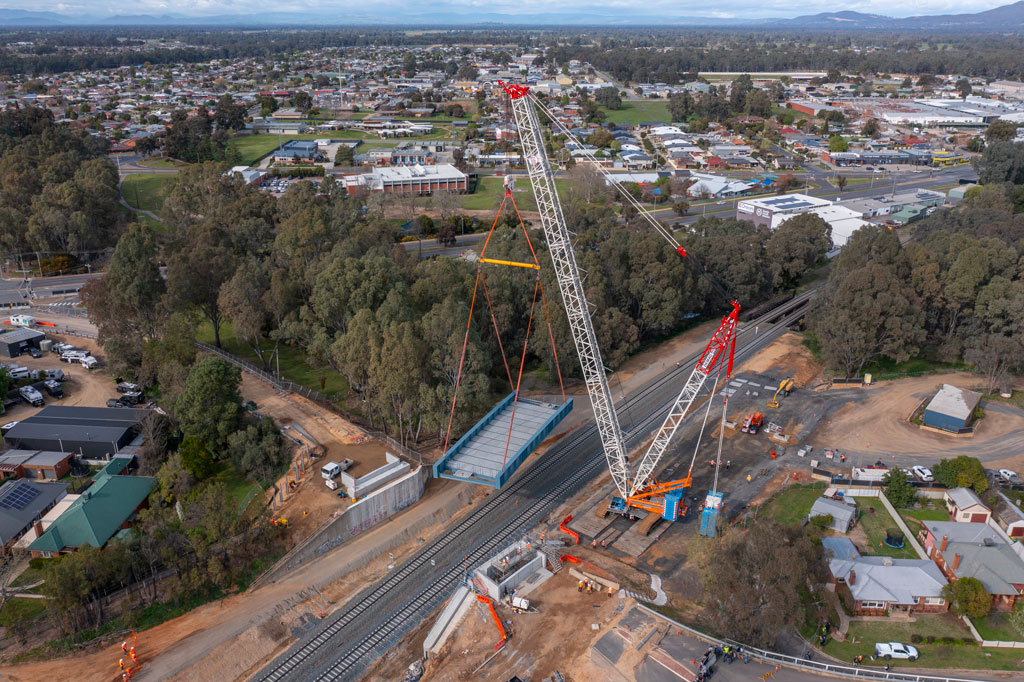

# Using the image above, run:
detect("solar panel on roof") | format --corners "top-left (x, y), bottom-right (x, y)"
top-left (0, 481), bottom-right (40, 510)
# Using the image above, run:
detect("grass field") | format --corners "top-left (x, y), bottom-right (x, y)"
top-left (821, 615), bottom-right (1024, 670)
top-left (601, 100), bottom-right (673, 125)
top-left (0, 597), bottom-right (47, 628)
top-left (229, 128), bottom-right (454, 166)
top-left (195, 320), bottom-right (349, 399)
top-left (459, 175), bottom-right (572, 213)
top-left (208, 463), bottom-right (261, 513)
top-left (856, 497), bottom-right (920, 559)
top-left (121, 173), bottom-right (176, 214)
top-left (759, 482), bottom-right (826, 525)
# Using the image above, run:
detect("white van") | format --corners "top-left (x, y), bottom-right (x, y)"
top-left (8, 366), bottom-right (29, 380)
top-left (321, 462), bottom-right (341, 480)
top-left (79, 356), bottom-right (97, 370)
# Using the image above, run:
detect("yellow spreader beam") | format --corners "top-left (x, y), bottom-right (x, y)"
top-left (479, 257), bottom-right (540, 270)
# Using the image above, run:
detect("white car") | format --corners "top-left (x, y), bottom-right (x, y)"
top-left (912, 465), bottom-right (934, 482)
top-left (999, 469), bottom-right (1022, 484)
top-left (874, 642), bottom-right (918, 661)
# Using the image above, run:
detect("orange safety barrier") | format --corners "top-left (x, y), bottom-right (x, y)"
top-left (35, 321), bottom-right (57, 327)
top-left (559, 515), bottom-right (579, 544)
top-left (560, 554), bottom-right (580, 564)
top-left (477, 595), bottom-right (508, 650)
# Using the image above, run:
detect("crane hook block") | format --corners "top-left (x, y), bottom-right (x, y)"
top-left (676, 246), bottom-right (687, 258)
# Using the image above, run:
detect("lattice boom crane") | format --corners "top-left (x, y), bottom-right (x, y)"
top-left (500, 81), bottom-right (739, 515)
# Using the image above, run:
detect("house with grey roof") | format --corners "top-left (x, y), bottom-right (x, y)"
top-left (922, 520), bottom-right (1002, 559)
top-left (930, 536), bottom-right (1024, 610)
top-left (829, 555), bottom-right (948, 615)
top-left (808, 496), bottom-right (857, 533)
top-left (943, 487), bottom-right (991, 524)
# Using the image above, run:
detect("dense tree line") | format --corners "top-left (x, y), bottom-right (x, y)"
top-left (89, 161), bottom-right (829, 448)
top-left (811, 162), bottom-right (1024, 383)
top-left (5, 27), bottom-right (1024, 77)
top-left (0, 106), bottom-right (122, 255)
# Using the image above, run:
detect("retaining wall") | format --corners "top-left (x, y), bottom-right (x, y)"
top-left (269, 465), bottom-right (444, 580)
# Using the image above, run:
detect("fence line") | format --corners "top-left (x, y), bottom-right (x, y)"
top-left (195, 342), bottom-right (423, 465)
top-left (635, 604), bottom-right (991, 682)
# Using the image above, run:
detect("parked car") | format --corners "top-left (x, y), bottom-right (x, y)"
top-left (874, 642), bottom-right (918, 661)
top-left (27, 347), bottom-right (41, 358)
top-left (911, 465), bottom-right (933, 482)
top-left (106, 398), bottom-right (128, 408)
top-left (999, 469), bottom-right (1023, 485)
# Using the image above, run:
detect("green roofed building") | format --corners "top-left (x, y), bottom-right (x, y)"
top-left (28, 472), bottom-right (154, 558)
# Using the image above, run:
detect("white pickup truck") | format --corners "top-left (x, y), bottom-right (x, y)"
top-left (874, 642), bottom-right (919, 661)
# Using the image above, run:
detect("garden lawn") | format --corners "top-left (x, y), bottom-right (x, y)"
top-left (856, 497), bottom-right (920, 559)
top-left (823, 615), bottom-right (1024, 671)
top-left (195, 320), bottom-right (349, 399)
top-left (601, 100), bottom-right (672, 125)
top-left (972, 612), bottom-right (1024, 642)
top-left (898, 499), bottom-right (949, 531)
top-left (121, 173), bottom-right (176, 214)
top-left (230, 129), bottom-right (452, 166)
top-left (759, 482), bottom-right (826, 525)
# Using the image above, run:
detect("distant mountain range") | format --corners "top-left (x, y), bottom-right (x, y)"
top-left (2, 1), bottom-right (1024, 29)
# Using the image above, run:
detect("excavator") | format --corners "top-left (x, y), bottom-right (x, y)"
top-left (767, 378), bottom-right (794, 408)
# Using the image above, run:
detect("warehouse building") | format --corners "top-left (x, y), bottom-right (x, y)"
top-left (3, 406), bottom-right (151, 460)
top-left (0, 328), bottom-right (44, 358)
top-left (736, 194), bottom-right (870, 247)
top-left (923, 384), bottom-right (982, 433)
top-left (342, 163), bottom-right (467, 196)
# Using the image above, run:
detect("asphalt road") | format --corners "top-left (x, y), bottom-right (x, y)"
top-left (254, 293), bottom-right (813, 682)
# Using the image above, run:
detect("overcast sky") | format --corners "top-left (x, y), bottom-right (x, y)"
top-left (1, 0), bottom-right (1015, 18)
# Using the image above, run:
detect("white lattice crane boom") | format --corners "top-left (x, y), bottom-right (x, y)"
top-left (499, 81), bottom-right (739, 510)
top-left (504, 82), bottom-right (632, 499)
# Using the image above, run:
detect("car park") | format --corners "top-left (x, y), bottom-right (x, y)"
top-left (912, 465), bottom-right (934, 482)
top-left (874, 642), bottom-right (918, 661)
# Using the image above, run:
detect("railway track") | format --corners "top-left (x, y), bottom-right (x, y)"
top-left (255, 291), bottom-right (815, 682)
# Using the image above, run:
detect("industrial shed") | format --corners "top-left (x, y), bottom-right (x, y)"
top-left (0, 328), bottom-right (44, 358)
top-left (923, 384), bottom-right (982, 433)
top-left (3, 406), bottom-right (150, 459)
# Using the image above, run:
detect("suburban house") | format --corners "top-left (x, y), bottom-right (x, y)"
top-left (944, 487), bottom-right (991, 523)
top-left (923, 522), bottom-right (1024, 609)
top-left (922, 384), bottom-right (981, 433)
top-left (829, 551), bottom-right (948, 615)
top-left (808, 496), bottom-right (857, 533)
top-left (921, 520), bottom-right (1002, 558)
top-left (0, 479), bottom-right (67, 552)
top-left (0, 449), bottom-right (74, 481)
top-left (27, 471), bottom-right (154, 558)
top-left (990, 491), bottom-right (1024, 539)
